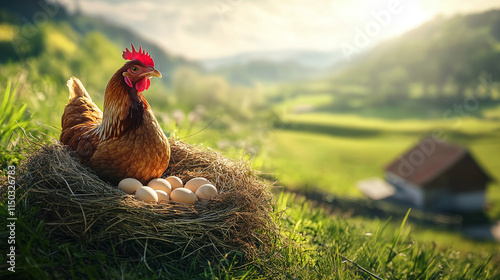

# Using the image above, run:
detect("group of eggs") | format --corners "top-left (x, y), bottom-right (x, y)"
top-left (118, 176), bottom-right (218, 205)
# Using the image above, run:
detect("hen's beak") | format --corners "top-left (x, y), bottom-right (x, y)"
top-left (142, 68), bottom-right (162, 78)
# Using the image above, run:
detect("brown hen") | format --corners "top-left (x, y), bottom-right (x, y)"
top-left (60, 45), bottom-right (170, 185)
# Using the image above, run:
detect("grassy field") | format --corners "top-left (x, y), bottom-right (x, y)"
top-left (1, 190), bottom-right (499, 279)
top-left (253, 102), bottom-right (500, 263)
top-left (1, 78), bottom-right (500, 278)
top-left (261, 130), bottom-right (409, 195)
top-left (282, 112), bottom-right (500, 135)
top-left (261, 111), bottom-right (500, 215)
top-left (2, 5), bottom-right (500, 277)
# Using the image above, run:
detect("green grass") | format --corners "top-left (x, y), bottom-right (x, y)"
top-left (2, 77), bottom-right (499, 278)
top-left (0, 80), bottom-right (36, 168)
top-left (269, 193), bottom-right (499, 279)
top-left (348, 214), bottom-right (498, 255)
top-left (259, 110), bottom-right (500, 259)
top-left (282, 112), bottom-right (500, 135)
top-left (2, 191), bottom-right (498, 279)
top-left (263, 112), bottom-right (500, 203)
top-left (262, 130), bottom-right (410, 196)
top-left (1, 7), bottom-right (499, 278)
top-left (274, 93), bottom-right (333, 113)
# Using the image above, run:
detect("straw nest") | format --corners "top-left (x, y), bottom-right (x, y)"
top-left (18, 138), bottom-right (276, 265)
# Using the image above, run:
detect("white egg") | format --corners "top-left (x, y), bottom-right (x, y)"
top-left (118, 178), bottom-right (142, 194)
top-left (135, 186), bottom-right (158, 203)
top-left (155, 190), bottom-right (170, 204)
top-left (148, 178), bottom-right (172, 195)
top-left (165, 176), bottom-right (183, 190)
top-left (195, 184), bottom-right (218, 200)
top-left (185, 177), bottom-right (211, 193)
top-left (170, 188), bottom-right (198, 205)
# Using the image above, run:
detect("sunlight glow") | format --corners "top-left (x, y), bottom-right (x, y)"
top-left (55, 0), bottom-right (500, 60)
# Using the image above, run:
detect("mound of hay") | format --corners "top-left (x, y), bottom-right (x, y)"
top-left (18, 138), bottom-right (276, 265)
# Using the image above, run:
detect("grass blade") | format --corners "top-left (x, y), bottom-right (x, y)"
top-left (386, 208), bottom-right (411, 265)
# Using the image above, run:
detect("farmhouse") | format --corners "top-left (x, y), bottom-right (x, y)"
top-left (359, 137), bottom-right (492, 212)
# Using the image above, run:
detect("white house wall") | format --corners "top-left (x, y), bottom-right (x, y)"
top-left (452, 191), bottom-right (485, 212)
top-left (385, 172), bottom-right (486, 212)
top-left (385, 172), bottom-right (424, 207)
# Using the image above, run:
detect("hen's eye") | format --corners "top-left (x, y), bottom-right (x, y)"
top-left (130, 66), bottom-right (139, 73)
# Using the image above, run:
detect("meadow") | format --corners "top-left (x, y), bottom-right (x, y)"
top-left (156, 88), bottom-right (500, 278)
top-left (1, 8), bottom-right (500, 277)
top-left (1, 76), bottom-right (499, 279)
top-left (1, 67), bottom-right (500, 279)
top-left (262, 112), bottom-right (500, 196)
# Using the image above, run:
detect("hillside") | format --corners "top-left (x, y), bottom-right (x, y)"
top-left (0, 0), bottom-right (270, 163)
top-left (68, 14), bottom-right (200, 82)
top-left (276, 10), bottom-right (500, 115)
top-left (0, 0), bottom-right (206, 134)
top-left (1, 3), bottom-right (500, 279)
top-left (201, 49), bottom-right (343, 70)
top-left (0, 0), bottom-right (198, 86)
top-left (200, 49), bottom-right (345, 85)
top-left (208, 59), bottom-right (322, 85)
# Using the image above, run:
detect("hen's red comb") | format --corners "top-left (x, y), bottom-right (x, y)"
top-left (122, 44), bottom-right (155, 67)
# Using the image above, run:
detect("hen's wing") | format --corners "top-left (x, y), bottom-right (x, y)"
top-left (60, 77), bottom-right (102, 161)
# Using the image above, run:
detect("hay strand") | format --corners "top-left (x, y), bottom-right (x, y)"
top-left (18, 138), bottom-right (276, 265)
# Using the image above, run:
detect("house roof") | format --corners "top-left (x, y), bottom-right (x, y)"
top-left (385, 137), bottom-right (490, 186)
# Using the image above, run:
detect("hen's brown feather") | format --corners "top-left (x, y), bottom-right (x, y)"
top-left (60, 77), bottom-right (102, 161)
top-left (60, 71), bottom-right (170, 185)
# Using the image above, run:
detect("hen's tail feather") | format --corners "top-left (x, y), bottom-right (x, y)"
top-left (67, 76), bottom-right (92, 100)
top-left (61, 76), bottom-right (102, 134)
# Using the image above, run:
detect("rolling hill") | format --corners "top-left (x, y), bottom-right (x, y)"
top-left (270, 10), bottom-right (500, 115)
top-left (0, 0), bottom-right (204, 138)
top-left (199, 49), bottom-right (345, 85)
top-left (345, 10), bottom-right (500, 105)
top-left (0, 0), bottom-right (198, 86)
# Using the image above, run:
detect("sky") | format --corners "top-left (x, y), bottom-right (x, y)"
top-left (57, 0), bottom-right (500, 60)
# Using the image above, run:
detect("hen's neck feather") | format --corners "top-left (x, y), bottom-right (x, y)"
top-left (94, 69), bottom-right (151, 140)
